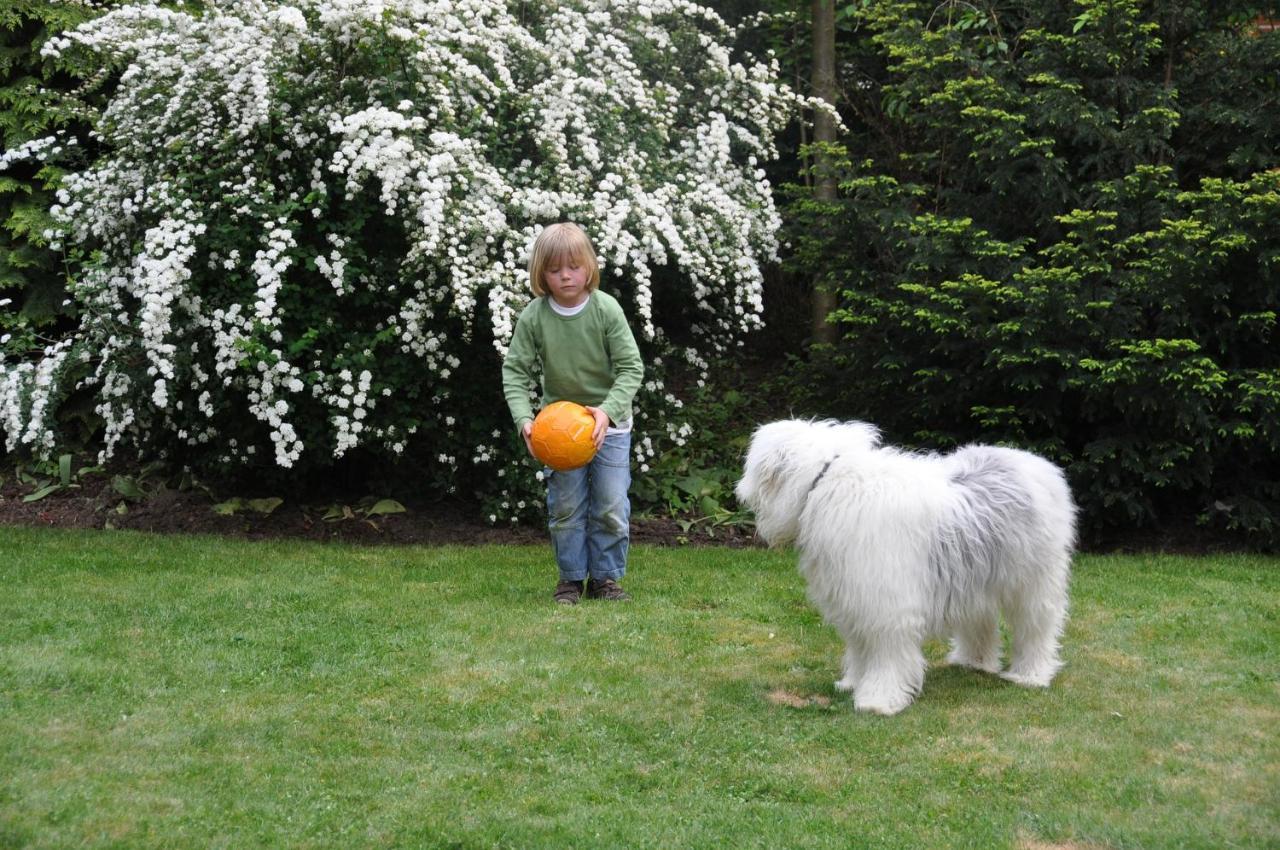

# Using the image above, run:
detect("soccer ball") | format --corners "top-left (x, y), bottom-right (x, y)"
top-left (530, 401), bottom-right (598, 471)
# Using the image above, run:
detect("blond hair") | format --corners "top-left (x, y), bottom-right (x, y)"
top-left (528, 222), bottom-right (600, 297)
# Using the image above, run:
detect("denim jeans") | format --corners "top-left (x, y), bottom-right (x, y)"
top-left (546, 429), bottom-right (631, 582)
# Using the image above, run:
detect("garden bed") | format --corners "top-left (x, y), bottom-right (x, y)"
top-left (0, 467), bottom-right (761, 548)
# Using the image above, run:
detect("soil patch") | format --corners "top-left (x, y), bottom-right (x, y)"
top-left (1, 465), bottom-right (1249, 553)
top-left (0, 468), bottom-right (761, 548)
top-left (766, 689), bottom-right (833, 709)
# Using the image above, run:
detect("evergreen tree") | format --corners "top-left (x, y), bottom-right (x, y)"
top-left (784, 0), bottom-right (1280, 545)
top-left (0, 1), bottom-right (108, 352)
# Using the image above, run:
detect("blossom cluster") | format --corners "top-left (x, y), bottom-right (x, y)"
top-left (1, 0), bottom-right (794, 520)
top-left (0, 133), bottom-right (78, 174)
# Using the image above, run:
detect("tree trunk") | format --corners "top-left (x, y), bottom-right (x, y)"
top-left (810, 0), bottom-right (838, 345)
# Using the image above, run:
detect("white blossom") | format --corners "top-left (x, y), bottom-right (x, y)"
top-left (4, 0), bottom-right (795, 514)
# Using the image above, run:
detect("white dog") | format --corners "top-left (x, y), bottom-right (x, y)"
top-left (736, 419), bottom-right (1076, 715)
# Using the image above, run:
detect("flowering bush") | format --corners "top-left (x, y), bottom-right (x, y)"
top-left (0, 0), bottom-right (793, 520)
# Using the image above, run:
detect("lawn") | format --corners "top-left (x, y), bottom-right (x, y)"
top-left (1, 527), bottom-right (1276, 849)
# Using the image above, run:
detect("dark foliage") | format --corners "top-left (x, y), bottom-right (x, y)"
top-left (781, 0), bottom-right (1280, 548)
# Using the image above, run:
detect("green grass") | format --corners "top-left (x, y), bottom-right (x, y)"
top-left (1, 528), bottom-right (1276, 849)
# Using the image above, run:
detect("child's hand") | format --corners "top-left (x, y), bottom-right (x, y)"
top-left (521, 421), bottom-right (534, 456)
top-left (585, 406), bottom-right (609, 448)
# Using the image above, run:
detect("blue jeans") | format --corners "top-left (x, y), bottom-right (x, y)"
top-left (546, 429), bottom-right (631, 582)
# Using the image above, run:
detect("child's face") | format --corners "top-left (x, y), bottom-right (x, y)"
top-left (543, 254), bottom-right (590, 308)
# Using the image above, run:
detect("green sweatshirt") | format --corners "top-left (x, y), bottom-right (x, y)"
top-left (501, 290), bottom-right (645, 432)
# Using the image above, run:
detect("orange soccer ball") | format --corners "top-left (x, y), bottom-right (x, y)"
top-left (529, 401), bottom-right (598, 471)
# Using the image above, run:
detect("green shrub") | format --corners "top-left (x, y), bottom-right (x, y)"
top-left (0, 1), bottom-right (106, 358)
top-left (793, 162), bottom-right (1279, 545)
top-left (783, 1), bottom-right (1280, 547)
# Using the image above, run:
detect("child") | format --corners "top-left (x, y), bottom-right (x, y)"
top-left (502, 223), bottom-right (645, 604)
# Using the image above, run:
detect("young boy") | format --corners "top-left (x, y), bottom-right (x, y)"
top-left (501, 223), bottom-right (644, 604)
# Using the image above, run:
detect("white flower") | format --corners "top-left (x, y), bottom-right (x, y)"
top-left (5, 0), bottom-right (793, 514)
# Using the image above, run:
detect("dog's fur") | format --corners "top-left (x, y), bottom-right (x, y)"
top-left (736, 420), bottom-right (1076, 715)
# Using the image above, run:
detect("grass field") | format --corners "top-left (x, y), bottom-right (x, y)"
top-left (1, 527), bottom-right (1276, 849)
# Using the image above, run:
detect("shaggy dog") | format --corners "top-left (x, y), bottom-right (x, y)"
top-left (736, 420), bottom-right (1076, 715)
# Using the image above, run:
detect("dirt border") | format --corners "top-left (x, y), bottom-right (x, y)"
top-left (0, 469), bottom-right (762, 548)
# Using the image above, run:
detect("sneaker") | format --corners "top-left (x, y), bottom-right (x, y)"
top-left (553, 579), bottom-right (584, 605)
top-left (586, 578), bottom-right (631, 601)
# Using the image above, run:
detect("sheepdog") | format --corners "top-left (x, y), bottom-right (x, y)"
top-left (736, 420), bottom-right (1076, 715)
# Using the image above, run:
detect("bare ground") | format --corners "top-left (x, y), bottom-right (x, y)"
top-left (0, 467), bottom-right (761, 548)
top-left (0, 464), bottom-right (1251, 553)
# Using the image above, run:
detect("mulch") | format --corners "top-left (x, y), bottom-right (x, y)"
top-left (1, 466), bottom-right (1252, 554)
top-left (0, 468), bottom-right (762, 549)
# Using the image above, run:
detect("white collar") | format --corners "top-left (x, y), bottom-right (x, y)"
top-left (547, 294), bottom-right (590, 317)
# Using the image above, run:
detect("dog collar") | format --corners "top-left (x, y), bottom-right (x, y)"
top-left (805, 456), bottom-right (838, 499)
